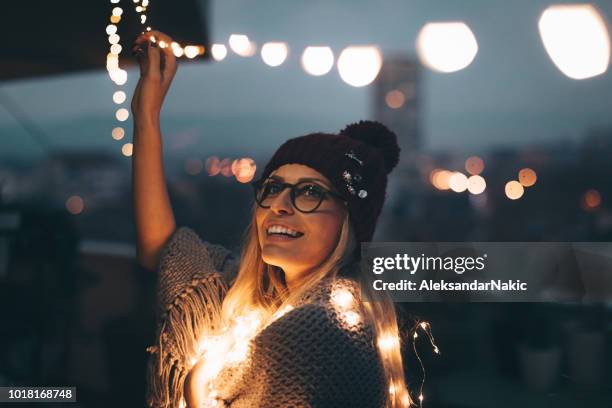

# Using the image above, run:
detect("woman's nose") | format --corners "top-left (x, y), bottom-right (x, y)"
top-left (269, 188), bottom-right (294, 215)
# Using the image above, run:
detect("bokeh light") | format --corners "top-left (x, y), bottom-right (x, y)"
top-left (449, 172), bottom-right (468, 193)
top-left (518, 168), bottom-right (537, 187)
top-left (337, 46), bottom-right (383, 87)
top-left (505, 181), bottom-right (524, 200)
top-left (301, 46), bottom-right (334, 76)
top-left (211, 44), bottom-right (228, 61)
top-left (416, 22), bottom-right (479, 73)
top-left (106, 24), bottom-right (117, 35)
top-left (231, 158), bottom-right (257, 183)
top-left (122, 143), bottom-right (133, 157)
top-left (430, 169), bottom-right (452, 190)
top-left (465, 156), bottom-right (485, 175)
top-left (385, 90), bottom-right (405, 109)
top-left (185, 158), bottom-right (203, 175)
top-left (66, 196), bottom-right (84, 215)
top-left (261, 42), bottom-right (289, 67)
top-left (111, 127), bottom-right (125, 140)
top-left (205, 156), bottom-right (221, 176)
top-left (467, 175), bottom-right (486, 195)
top-left (229, 34), bottom-right (255, 57)
top-left (116, 108), bottom-right (129, 121)
top-left (219, 158), bottom-right (233, 177)
top-left (112, 7), bottom-right (123, 16)
top-left (582, 189), bottom-right (601, 211)
top-left (538, 4), bottom-right (610, 79)
top-left (113, 90), bottom-right (126, 104)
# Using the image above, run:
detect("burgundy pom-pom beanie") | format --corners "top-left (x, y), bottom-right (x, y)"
top-left (259, 120), bottom-right (400, 243)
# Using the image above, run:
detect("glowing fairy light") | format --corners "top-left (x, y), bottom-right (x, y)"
top-left (116, 108), bottom-right (129, 121)
top-left (108, 33), bottom-right (120, 44)
top-left (141, 14), bottom-right (147, 24)
top-left (110, 43), bottom-right (122, 55)
top-left (106, 24), bottom-right (117, 35)
top-left (538, 4), bottom-right (610, 79)
top-left (337, 46), bottom-right (383, 87)
top-left (229, 34), bottom-right (256, 57)
top-left (121, 143), bottom-right (133, 157)
top-left (136, 5), bottom-right (143, 12)
top-left (331, 286), bottom-right (355, 310)
top-left (261, 42), bottom-right (289, 67)
top-left (211, 44), bottom-right (227, 61)
top-left (112, 7), bottom-right (123, 16)
top-left (112, 127), bottom-right (125, 140)
top-left (184, 45), bottom-right (200, 59)
top-left (301, 46), bottom-right (334, 76)
top-left (113, 90), bottom-right (126, 104)
top-left (110, 15), bottom-right (120, 24)
top-left (416, 22), bottom-right (478, 73)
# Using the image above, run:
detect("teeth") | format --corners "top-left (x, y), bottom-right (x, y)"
top-left (267, 225), bottom-right (301, 237)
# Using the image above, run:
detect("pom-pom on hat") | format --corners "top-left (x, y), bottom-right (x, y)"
top-left (259, 120), bottom-right (400, 243)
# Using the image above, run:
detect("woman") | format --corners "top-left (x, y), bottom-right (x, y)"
top-left (131, 31), bottom-right (412, 408)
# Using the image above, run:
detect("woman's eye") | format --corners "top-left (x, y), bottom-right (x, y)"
top-left (298, 184), bottom-right (324, 197)
top-left (264, 182), bottom-right (283, 195)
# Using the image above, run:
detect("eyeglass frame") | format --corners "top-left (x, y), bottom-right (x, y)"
top-left (251, 177), bottom-right (348, 213)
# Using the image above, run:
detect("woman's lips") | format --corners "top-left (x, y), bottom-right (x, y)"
top-left (265, 233), bottom-right (304, 242)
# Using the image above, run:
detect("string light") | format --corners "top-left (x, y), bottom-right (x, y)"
top-left (409, 320), bottom-right (440, 408)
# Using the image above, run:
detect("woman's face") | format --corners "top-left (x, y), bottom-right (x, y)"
top-left (255, 164), bottom-right (346, 283)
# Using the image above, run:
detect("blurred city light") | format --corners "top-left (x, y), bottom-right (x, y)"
top-left (505, 180), bottom-right (524, 200)
top-left (518, 168), bottom-right (537, 187)
top-left (66, 195), bottom-right (84, 215)
top-left (416, 22), bottom-right (478, 73)
top-left (538, 4), bottom-right (610, 80)
top-left (430, 169), bottom-right (452, 190)
top-left (184, 158), bottom-right (203, 175)
top-left (449, 172), bottom-right (468, 192)
top-left (211, 44), bottom-right (228, 61)
top-left (582, 189), bottom-right (601, 211)
top-left (205, 156), bottom-right (221, 176)
top-left (301, 46), bottom-right (334, 76)
top-left (337, 46), bottom-right (382, 87)
top-left (465, 156), bottom-right (485, 175)
top-left (385, 90), bottom-right (405, 109)
top-left (219, 158), bottom-right (233, 177)
top-left (261, 42), bottom-right (289, 67)
top-left (467, 175), bottom-right (486, 195)
top-left (231, 158), bottom-right (257, 183)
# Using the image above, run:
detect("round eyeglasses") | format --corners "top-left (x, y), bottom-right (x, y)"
top-left (252, 178), bottom-right (347, 213)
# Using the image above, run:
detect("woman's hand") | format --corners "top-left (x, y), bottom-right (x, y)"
top-left (130, 31), bottom-right (178, 126)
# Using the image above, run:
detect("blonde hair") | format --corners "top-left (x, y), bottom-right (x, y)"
top-left (220, 204), bottom-right (413, 407)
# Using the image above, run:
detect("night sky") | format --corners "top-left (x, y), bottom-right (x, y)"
top-left (1, 0), bottom-right (611, 165)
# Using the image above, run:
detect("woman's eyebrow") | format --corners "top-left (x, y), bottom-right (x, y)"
top-left (269, 175), bottom-right (331, 187)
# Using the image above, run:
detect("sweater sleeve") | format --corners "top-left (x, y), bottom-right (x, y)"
top-left (251, 303), bottom-right (388, 408)
top-left (156, 226), bottom-right (238, 313)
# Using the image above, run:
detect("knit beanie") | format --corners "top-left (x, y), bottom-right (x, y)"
top-left (260, 120), bottom-right (400, 243)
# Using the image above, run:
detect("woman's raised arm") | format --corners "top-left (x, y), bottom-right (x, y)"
top-left (130, 31), bottom-right (178, 271)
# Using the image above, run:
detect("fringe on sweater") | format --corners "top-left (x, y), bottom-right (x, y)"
top-left (146, 273), bottom-right (228, 408)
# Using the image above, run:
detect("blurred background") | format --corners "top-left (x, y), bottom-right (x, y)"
top-left (1, 0), bottom-right (611, 406)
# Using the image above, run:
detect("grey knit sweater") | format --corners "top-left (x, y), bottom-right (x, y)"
top-left (146, 227), bottom-right (388, 407)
